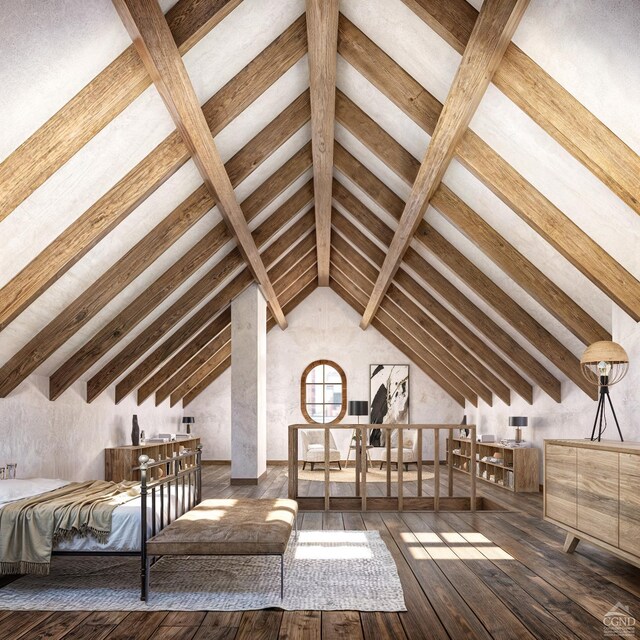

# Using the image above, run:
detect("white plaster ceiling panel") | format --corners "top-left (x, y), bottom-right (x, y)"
top-left (441, 157), bottom-right (612, 330)
top-left (0, 0), bottom-right (135, 160)
top-left (511, 0), bottom-right (640, 154)
top-left (336, 57), bottom-right (429, 163)
top-left (180, 0), bottom-right (305, 107)
top-left (212, 58), bottom-right (310, 163)
top-left (409, 238), bottom-right (573, 387)
top-left (340, 0), bottom-right (460, 106)
top-left (467, 81), bottom-right (640, 277)
top-left (425, 207), bottom-right (587, 357)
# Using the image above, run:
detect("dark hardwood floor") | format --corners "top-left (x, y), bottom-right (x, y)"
top-left (2, 464), bottom-right (639, 639)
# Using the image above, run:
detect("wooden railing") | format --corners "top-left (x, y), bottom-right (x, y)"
top-left (288, 424), bottom-right (477, 512)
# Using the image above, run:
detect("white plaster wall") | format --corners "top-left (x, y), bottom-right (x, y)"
top-left (0, 375), bottom-right (183, 481)
top-left (188, 288), bottom-right (463, 462)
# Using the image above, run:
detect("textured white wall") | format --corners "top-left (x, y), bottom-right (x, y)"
top-left (0, 376), bottom-right (183, 481)
top-left (188, 288), bottom-right (463, 461)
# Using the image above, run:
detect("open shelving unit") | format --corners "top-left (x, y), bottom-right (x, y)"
top-left (447, 436), bottom-right (539, 492)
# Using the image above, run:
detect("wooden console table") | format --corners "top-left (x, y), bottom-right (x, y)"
top-left (544, 439), bottom-right (640, 568)
top-left (288, 424), bottom-right (478, 512)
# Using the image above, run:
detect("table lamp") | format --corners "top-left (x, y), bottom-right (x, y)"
top-left (348, 401), bottom-right (368, 424)
top-left (182, 416), bottom-right (195, 435)
top-left (509, 416), bottom-right (528, 443)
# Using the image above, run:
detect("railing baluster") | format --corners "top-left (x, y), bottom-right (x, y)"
top-left (434, 429), bottom-right (440, 512)
top-left (448, 428), bottom-right (454, 497)
top-left (398, 427), bottom-right (403, 511)
top-left (417, 429), bottom-right (423, 497)
top-left (324, 427), bottom-right (330, 511)
top-left (470, 427), bottom-right (477, 512)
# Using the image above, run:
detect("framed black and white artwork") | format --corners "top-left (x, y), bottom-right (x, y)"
top-left (369, 364), bottom-right (410, 425)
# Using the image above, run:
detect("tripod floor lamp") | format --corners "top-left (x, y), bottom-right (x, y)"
top-left (580, 341), bottom-right (629, 442)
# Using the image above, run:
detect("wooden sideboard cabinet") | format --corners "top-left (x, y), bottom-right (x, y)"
top-left (544, 439), bottom-right (640, 567)
top-left (105, 438), bottom-right (201, 482)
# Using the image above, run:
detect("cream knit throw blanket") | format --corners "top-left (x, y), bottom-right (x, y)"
top-left (0, 480), bottom-right (139, 575)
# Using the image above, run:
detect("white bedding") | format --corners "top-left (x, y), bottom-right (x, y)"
top-left (0, 478), bottom-right (192, 553)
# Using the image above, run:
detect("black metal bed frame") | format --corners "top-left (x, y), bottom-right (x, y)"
top-left (53, 445), bottom-right (202, 600)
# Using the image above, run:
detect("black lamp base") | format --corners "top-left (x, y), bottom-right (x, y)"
top-left (590, 385), bottom-right (623, 442)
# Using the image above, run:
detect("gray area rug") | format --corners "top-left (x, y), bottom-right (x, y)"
top-left (0, 531), bottom-right (406, 612)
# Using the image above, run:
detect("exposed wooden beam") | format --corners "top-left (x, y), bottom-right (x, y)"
top-left (0, 94), bottom-right (310, 399)
top-left (359, 0), bottom-right (528, 329)
top-left (0, 0), bottom-right (243, 221)
top-left (332, 176), bottom-right (532, 403)
top-left (332, 251), bottom-right (480, 404)
top-left (338, 14), bottom-right (640, 322)
top-left (329, 268), bottom-right (467, 407)
top-left (334, 125), bottom-right (590, 400)
top-left (332, 214), bottom-right (510, 404)
top-left (335, 141), bottom-right (561, 402)
top-left (158, 237), bottom-right (318, 405)
top-left (402, 0), bottom-right (640, 218)
top-left (49, 125), bottom-right (311, 401)
top-left (113, 0), bottom-right (287, 328)
top-left (108, 211), bottom-right (315, 404)
top-left (333, 140), bottom-right (559, 401)
top-left (181, 273), bottom-right (319, 407)
top-left (0, 15), bottom-right (307, 332)
top-left (306, 0), bottom-right (338, 285)
top-left (147, 232), bottom-right (316, 404)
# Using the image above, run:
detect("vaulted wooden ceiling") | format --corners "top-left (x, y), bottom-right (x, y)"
top-left (0, 0), bottom-right (638, 408)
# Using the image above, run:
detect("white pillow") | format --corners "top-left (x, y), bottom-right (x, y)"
top-left (0, 478), bottom-right (70, 505)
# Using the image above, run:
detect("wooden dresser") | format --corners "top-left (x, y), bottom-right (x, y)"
top-left (105, 438), bottom-right (201, 481)
top-left (544, 439), bottom-right (640, 568)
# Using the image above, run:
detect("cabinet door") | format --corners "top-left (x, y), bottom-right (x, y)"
top-left (619, 453), bottom-right (640, 556)
top-left (577, 449), bottom-right (618, 546)
top-left (545, 444), bottom-right (577, 527)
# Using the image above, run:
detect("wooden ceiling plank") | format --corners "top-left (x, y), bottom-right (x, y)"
top-left (0, 15), bottom-right (307, 332)
top-left (0, 92), bottom-right (310, 400)
top-left (148, 235), bottom-right (316, 405)
top-left (51, 142), bottom-right (312, 401)
top-left (358, 0), bottom-right (528, 328)
top-left (113, 0), bottom-right (287, 328)
top-left (332, 214), bottom-right (511, 404)
top-left (180, 267), bottom-right (318, 407)
top-left (333, 139), bottom-right (559, 401)
top-left (332, 231), bottom-right (495, 405)
top-left (329, 271), bottom-right (468, 407)
top-left (402, 0), bottom-right (640, 218)
top-left (306, 0), bottom-right (339, 285)
top-left (109, 210), bottom-right (315, 404)
top-left (338, 14), bottom-right (640, 321)
top-left (0, 0), bottom-right (243, 221)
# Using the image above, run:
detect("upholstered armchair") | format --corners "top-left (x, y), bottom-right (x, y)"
top-left (300, 429), bottom-right (342, 470)
top-left (368, 428), bottom-right (419, 471)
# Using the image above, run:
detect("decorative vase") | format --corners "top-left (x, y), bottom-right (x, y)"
top-left (131, 415), bottom-right (140, 446)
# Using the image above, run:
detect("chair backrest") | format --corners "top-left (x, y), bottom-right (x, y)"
top-left (389, 428), bottom-right (417, 450)
top-left (300, 428), bottom-right (338, 449)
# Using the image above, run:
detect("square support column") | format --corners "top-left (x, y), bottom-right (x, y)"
top-left (231, 283), bottom-right (267, 484)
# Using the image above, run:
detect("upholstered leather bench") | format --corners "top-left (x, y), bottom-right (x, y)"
top-left (143, 498), bottom-right (298, 601)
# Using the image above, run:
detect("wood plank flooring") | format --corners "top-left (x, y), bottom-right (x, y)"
top-left (2, 464), bottom-right (639, 639)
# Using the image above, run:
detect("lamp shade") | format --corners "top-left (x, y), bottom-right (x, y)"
top-left (508, 416), bottom-right (528, 427)
top-left (182, 417), bottom-right (195, 424)
top-left (580, 340), bottom-right (629, 386)
top-left (348, 401), bottom-right (368, 416)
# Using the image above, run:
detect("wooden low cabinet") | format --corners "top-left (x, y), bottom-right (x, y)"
top-left (544, 439), bottom-right (640, 568)
top-left (105, 438), bottom-right (201, 481)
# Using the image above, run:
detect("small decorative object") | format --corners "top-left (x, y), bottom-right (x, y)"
top-left (0, 467), bottom-right (5, 480)
top-left (182, 416), bottom-right (195, 435)
top-left (140, 430), bottom-right (146, 444)
top-left (460, 415), bottom-right (470, 438)
top-left (509, 417), bottom-right (528, 443)
top-left (580, 340), bottom-right (629, 441)
top-left (131, 415), bottom-right (140, 446)
top-left (6, 463), bottom-right (17, 479)
top-left (478, 434), bottom-right (496, 443)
